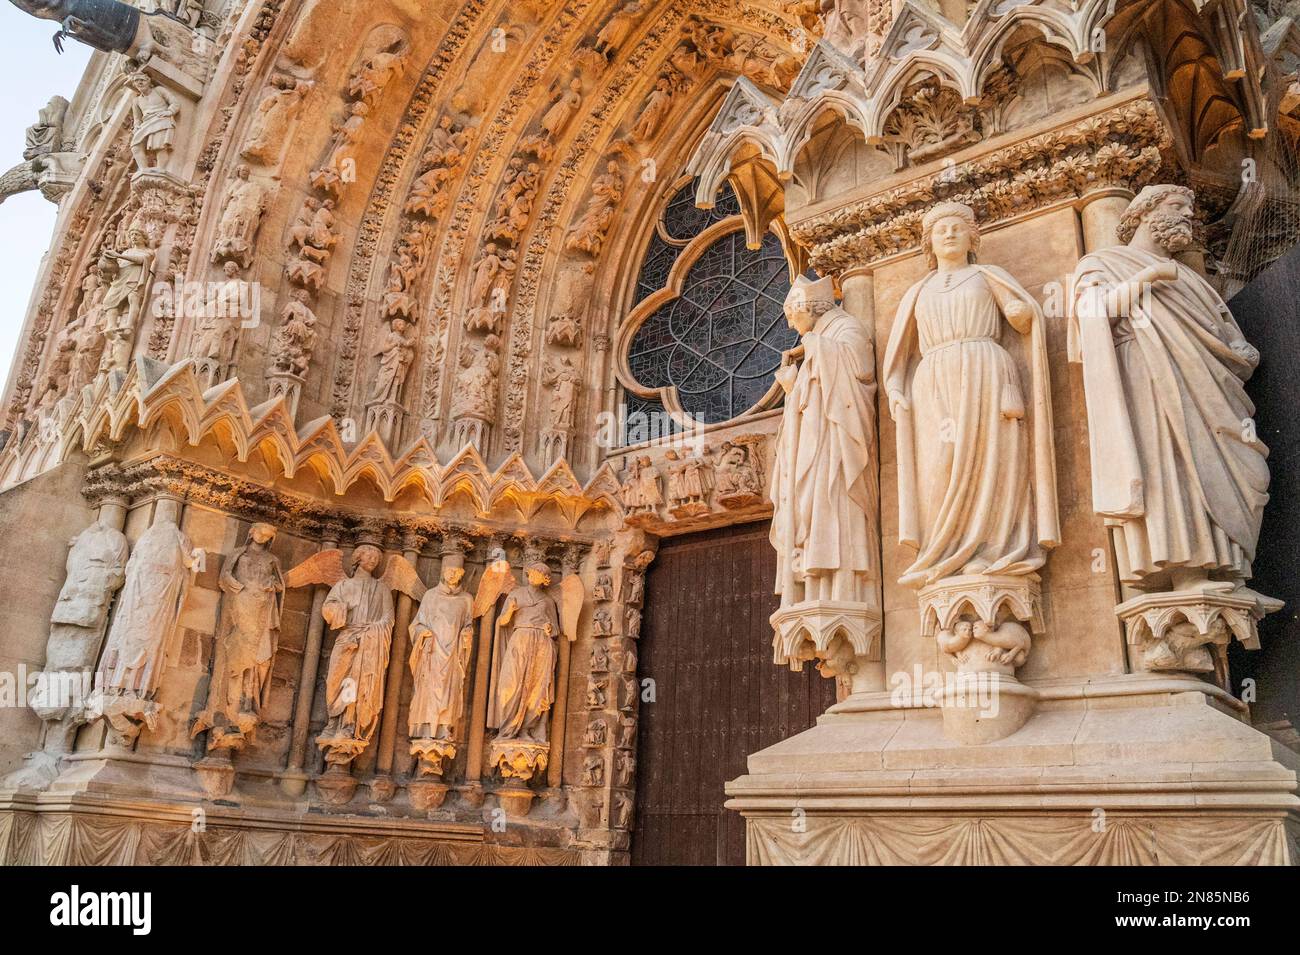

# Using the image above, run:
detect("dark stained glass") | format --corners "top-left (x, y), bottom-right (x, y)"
top-left (626, 229), bottom-right (796, 431)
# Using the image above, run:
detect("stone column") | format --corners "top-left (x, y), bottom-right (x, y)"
top-left (463, 536), bottom-right (508, 804)
top-left (1078, 187), bottom-right (1133, 253)
top-left (281, 531), bottom-right (339, 797)
top-left (370, 530), bottom-right (425, 801)
top-left (546, 543), bottom-right (584, 789)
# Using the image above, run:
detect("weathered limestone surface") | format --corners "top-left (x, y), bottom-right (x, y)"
top-left (0, 0), bottom-right (1297, 865)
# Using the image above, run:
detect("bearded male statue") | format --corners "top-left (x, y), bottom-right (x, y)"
top-left (1069, 184), bottom-right (1278, 678)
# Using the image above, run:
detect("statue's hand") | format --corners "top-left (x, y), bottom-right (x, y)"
top-left (1003, 299), bottom-right (1031, 326)
top-left (1136, 262), bottom-right (1179, 285)
top-left (888, 390), bottom-right (910, 418)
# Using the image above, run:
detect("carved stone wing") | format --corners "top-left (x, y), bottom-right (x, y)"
top-left (284, 549), bottom-right (347, 590)
top-left (473, 558), bottom-right (517, 619)
top-left (560, 573), bottom-right (584, 643)
top-left (381, 554), bottom-right (426, 602)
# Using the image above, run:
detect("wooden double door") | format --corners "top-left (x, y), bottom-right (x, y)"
top-left (630, 521), bottom-right (837, 866)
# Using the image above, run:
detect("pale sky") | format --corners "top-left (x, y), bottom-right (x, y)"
top-left (0, 7), bottom-right (93, 394)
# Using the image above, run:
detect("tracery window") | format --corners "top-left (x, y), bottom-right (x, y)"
top-left (617, 181), bottom-right (797, 444)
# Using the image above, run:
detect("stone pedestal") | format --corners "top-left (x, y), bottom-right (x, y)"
top-left (916, 574), bottom-right (1044, 742)
top-left (1117, 585), bottom-right (1283, 688)
top-left (409, 778), bottom-right (451, 812)
top-left (193, 753), bottom-right (236, 798)
top-left (314, 764), bottom-right (358, 805)
top-left (770, 600), bottom-right (883, 694)
top-left (726, 676), bottom-right (1300, 865)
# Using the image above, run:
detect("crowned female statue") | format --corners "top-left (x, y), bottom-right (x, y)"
top-left (883, 202), bottom-right (1059, 589)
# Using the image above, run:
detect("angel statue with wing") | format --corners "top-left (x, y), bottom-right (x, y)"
top-left (285, 543), bottom-right (424, 768)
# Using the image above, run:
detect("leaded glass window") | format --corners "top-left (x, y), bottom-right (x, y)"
top-left (620, 181), bottom-right (795, 443)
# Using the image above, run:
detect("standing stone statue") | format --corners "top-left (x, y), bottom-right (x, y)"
top-left (883, 201), bottom-right (1059, 586)
top-left (284, 544), bottom-right (422, 768)
top-left (96, 502), bottom-right (200, 743)
top-left (488, 561), bottom-right (560, 744)
top-left (768, 273), bottom-right (882, 682)
top-left (1068, 184), bottom-right (1278, 676)
top-left (126, 71), bottom-right (180, 173)
top-left (319, 544), bottom-right (391, 766)
top-left (192, 523), bottom-right (284, 752)
top-left (407, 550), bottom-right (474, 776)
top-left (98, 227), bottom-right (155, 376)
top-left (882, 202), bottom-right (1057, 691)
top-left (770, 274), bottom-right (879, 607)
top-left (5, 508), bottom-right (129, 787)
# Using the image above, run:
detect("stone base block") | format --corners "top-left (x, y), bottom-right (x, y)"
top-left (728, 675), bottom-right (1300, 865)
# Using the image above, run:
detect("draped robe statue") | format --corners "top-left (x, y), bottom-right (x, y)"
top-left (96, 506), bottom-right (199, 743)
top-left (42, 516), bottom-right (128, 703)
top-left (193, 523), bottom-right (284, 751)
top-left (488, 562), bottom-right (560, 743)
top-left (99, 515), bottom-right (196, 698)
top-left (407, 557), bottom-right (474, 774)
top-left (1068, 185), bottom-right (1269, 593)
top-left (883, 202), bottom-right (1059, 588)
top-left (769, 274), bottom-right (879, 608)
top-left (317, 544), bottom-right (395, 764)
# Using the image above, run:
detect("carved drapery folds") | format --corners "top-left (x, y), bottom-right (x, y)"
top-left (1067, 184), bottom-right (1281, 685)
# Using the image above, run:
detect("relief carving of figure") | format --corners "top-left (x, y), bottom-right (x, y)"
top-left (714, 438), bottom-right (764, 504)
top-left (241, 74), bottom-right (314, 165)
top-left (665, 449), bottom-right (711, 515)
top-left (619, 455), bottom-right (661, 515)
top-left (348, 41), bottom-right (409, 103)
top-left (271, 289), bottom-right (317, 377)
top-left (311, 101), bottom-right (369, 193)
top-left (98, 228), bottom-right (156, 376)
top-left (882, 202), bottom-right (1059, 587)
top-left (212, 165), bottom-right (274, 267)
top-left (192, 523), bottom-right (285, 752)
top-left (632, 76), bottom-right (673, 141)
top-left (594, 1), bottom-right (643, 55)
top-left (191, 261), bottom-right (245, 375)
top-left (540, 78), bottom-right (583, 140)
top-left (542, 354), bottom-right (581, 431)
top-left (451, 334), bottom-right (501, 424)
top-left (565, 161), bottom-right (623, 257)
top-left (368, 318), bottom-right (416, 405)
